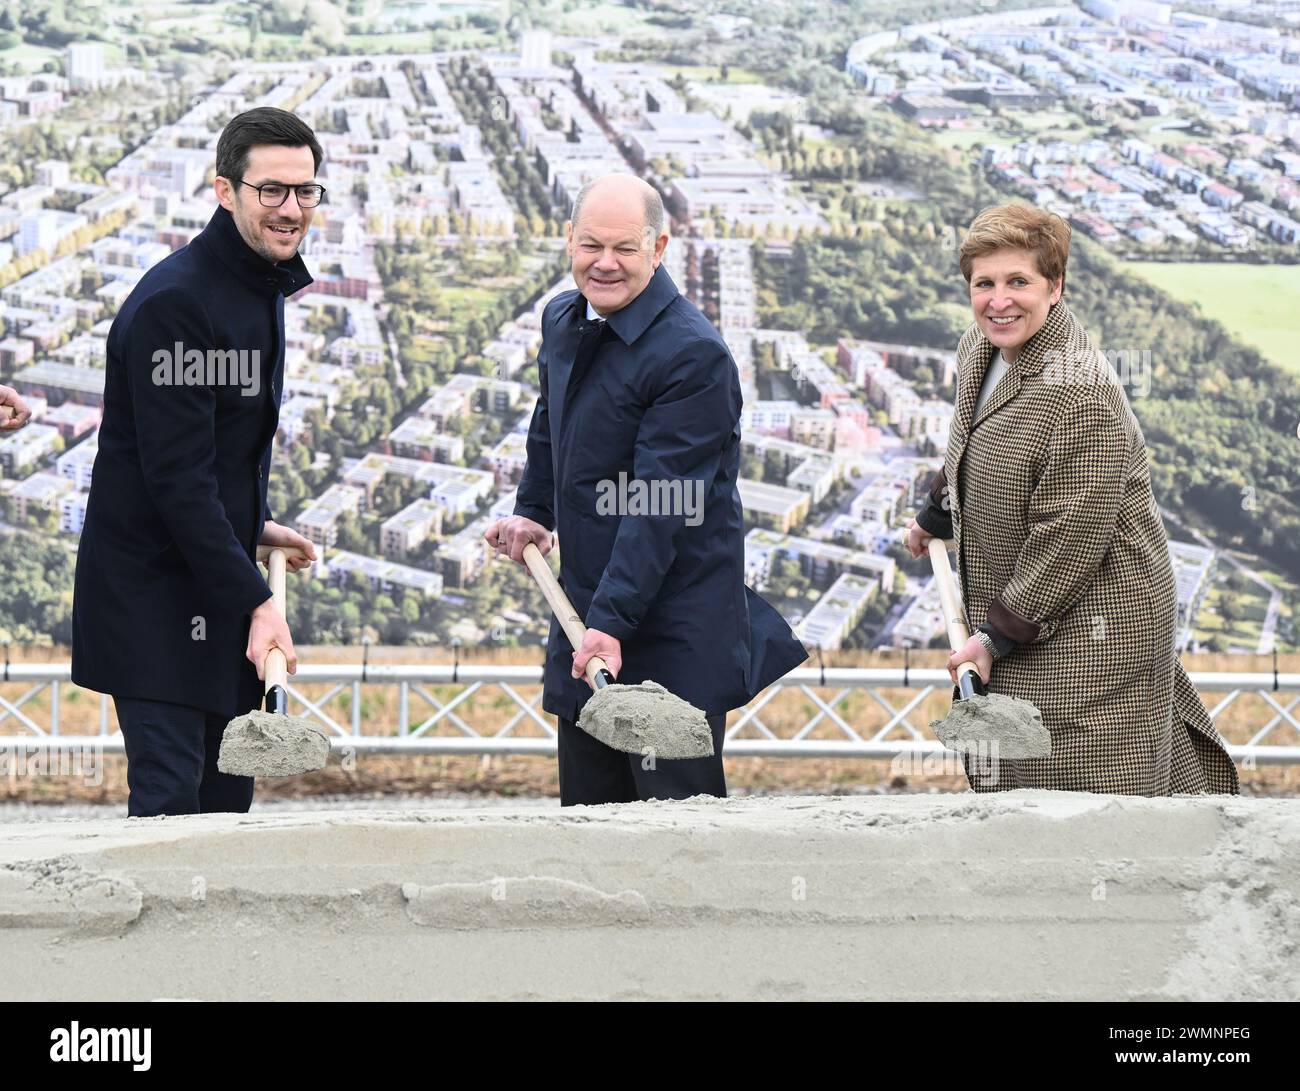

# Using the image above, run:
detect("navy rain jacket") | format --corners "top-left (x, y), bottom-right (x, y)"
top-left (515, 263), bottom-right (808, 720)
top-left (72, 205), bottom-right (311, 717)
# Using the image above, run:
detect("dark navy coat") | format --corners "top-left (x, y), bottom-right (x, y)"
top-left (515, 263), bottom-right (808, 721)
top-left (72, 205), bottom-right (311, 718)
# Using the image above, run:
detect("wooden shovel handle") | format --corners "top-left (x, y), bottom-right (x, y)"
top-left (927, 537), bottom-right (983, 691)
top-left (521, 541), bottom-right (609, 688)
top-left (256, 545), bottom-right (310, 691)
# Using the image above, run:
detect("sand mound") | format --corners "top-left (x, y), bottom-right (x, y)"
top-left (0, 791), bottom-right (1296, 1000)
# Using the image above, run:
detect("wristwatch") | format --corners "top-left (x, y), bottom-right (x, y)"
top-left (973, 629), bottom-right (998, 659)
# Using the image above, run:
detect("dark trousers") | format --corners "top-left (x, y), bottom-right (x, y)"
top-left (113, 697), bottom-right (255, 818)
top-left (557, 711), bottom-right (728, 806)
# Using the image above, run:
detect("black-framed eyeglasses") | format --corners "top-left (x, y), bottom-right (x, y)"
top-left (239, 180), bottom-right (326, 207)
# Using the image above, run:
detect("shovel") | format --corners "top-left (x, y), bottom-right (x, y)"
top-left (927, 537), bottom-right (1050, 760)
top-left (217, 545), bottom-right (330, 777)
top-left (520, 541), bottom-right (714, 760)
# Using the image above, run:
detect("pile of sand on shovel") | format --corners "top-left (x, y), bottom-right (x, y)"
top-left (218, 711), bottom-right (330, 778)
top-left (578, 681), bottom-right (715, 760)
top-left (930, 692), bottom-right (1050, 761)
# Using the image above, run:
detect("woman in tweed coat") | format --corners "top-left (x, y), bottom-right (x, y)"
top-left (905, 204), bottom-right (1237, 795)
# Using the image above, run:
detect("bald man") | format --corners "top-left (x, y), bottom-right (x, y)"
top-left (484, 174), bottom-right (807, 805)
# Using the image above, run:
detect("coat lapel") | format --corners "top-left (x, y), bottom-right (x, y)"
top-left (947, 302), bottom-right (1087, 481)
top-left (953, 337), bottom-right (990, 439)
top-left (546, 265), bottom-right (681, 446)
top-left (546, 296), bottom-right (582, 443)
top-left (253, 292), bottom-right (285, 453)
top-left (972, 362), bottom-right (1022, 431)
top-left (945, 301), bottom-right (1089, 537)
top-left (944, 328), bottom-right (991, 526)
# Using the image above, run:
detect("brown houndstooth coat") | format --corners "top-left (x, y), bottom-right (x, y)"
top-left (914, 301), bottom-right (1238, 795)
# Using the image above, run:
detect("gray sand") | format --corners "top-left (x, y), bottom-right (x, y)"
top-left (1, 792), bottom-right (1296, 1000)
top-left (577, 680), bottom-right (714, 759)
top-left (931, 692), bottom-right (1051, 760)
top-left (217, 711), bottom-right (330, 777)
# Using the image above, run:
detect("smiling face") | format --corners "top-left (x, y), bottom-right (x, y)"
top-left (566, 181), bottom-right (668, 316)
top-left (968, 247), bottom-right (1063, 362)
top-left (215, 144), bottom-right (318, 265)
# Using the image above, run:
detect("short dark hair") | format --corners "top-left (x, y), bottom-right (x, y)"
top-left (215, 107), bottom-right (322, 186)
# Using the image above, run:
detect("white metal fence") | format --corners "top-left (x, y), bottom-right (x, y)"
top-left (2, 663), bottom-right (1298, 764)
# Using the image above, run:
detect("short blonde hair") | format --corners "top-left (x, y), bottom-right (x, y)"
top-left (959, 204), bottom-right (1071, 290)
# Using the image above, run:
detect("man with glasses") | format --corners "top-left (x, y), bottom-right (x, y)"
top-left (73, 107), bottom-right (322, 817)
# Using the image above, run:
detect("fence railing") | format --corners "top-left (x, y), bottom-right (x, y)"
top-left (2, 664), bottom-right (1298, 764)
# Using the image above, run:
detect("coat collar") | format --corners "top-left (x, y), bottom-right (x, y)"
top-left (196, 205), bottom-right (314, 298)
top-left (953, 300), bottom-right (1093, 434)
top-left (944, 298), bottom-right (1101, 560)
top-left (557, 262), bottom-right (679, 345)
